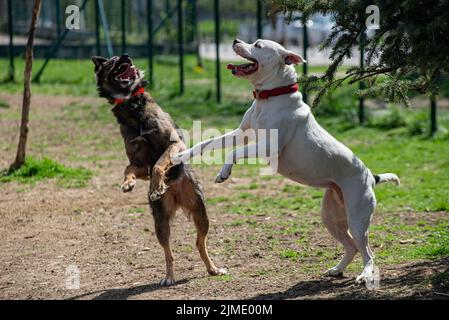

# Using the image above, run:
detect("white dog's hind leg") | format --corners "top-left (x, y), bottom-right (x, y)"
top-left (321, 188), bottom-right (357, 276)
top-left (343, 185), bottom-right (377, 285)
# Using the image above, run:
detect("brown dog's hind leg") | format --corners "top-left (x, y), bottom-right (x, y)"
top-left (150, 199), bottom-right (176, 286)
top-left (185, 185), bottom-right (227, 276)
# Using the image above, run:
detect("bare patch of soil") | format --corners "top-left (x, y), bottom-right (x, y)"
top-left (0, 94), bottom-right (448, 300)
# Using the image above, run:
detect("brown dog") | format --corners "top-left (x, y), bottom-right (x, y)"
top-left (92, 54), bottom-right (226, 286)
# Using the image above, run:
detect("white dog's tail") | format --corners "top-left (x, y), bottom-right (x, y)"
top-left (373, 173), bottom-right (400, 186)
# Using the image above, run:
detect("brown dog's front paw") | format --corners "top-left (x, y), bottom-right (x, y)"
top-left (149, 184), bottom-right (169, 201)
top-left (121, 179), bottom-right (136, 193)
top-left (209, 267), bottom-right (228, 276)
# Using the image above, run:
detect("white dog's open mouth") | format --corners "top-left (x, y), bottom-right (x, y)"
top-left (115, 63), bottom-right (139, 85)
top-left (227, 56), bottom-right (258, 76)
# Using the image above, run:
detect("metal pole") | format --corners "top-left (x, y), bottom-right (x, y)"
top-left (256, 0), bottom-right (262, 39)
top-left (165, 0), bottom-right (171, 44)
top-left (430, 72), bottom-right (440, 136)
top-left (214, 0), bottom-right (221, 103)
top-left (430, 97), bottom-right (437, 136)
top-left (97, 0), bottom-right (113, 57)
top-left (178, 0), bottom-right (185, 95)
top-left (7, 0), bottom-right (14, 82)
top-left (147, 0), bottom-right (153, 86)
top-left (95, 0), bottom-right (101, 55)
top-left (192, 0), bottom-right (202, 68)
top-left (186, 0), bottom-right (194, 43)
top-left (121, 0), bottom-right (126, 53)
top-left (359, 33), bottom-right (366, 125)
top-left (153, 6), bottom-right (177, 36)
top-left (55, 0), bottom-right (61, 38)
top-left (302, 20), bottom-right (309, 105)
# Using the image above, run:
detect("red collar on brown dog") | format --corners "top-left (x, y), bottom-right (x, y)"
top-left (113, 87), bottom-right (146, 105)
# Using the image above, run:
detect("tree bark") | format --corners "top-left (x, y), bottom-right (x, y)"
top-left (10, 0), bottom-right (43, 171)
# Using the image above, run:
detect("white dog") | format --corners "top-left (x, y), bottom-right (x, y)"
top-left (172, 39), bottom-right (400, 284)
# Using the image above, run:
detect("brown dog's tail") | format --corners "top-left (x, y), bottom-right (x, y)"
top-left (373, 173), bottom-right (400, 186)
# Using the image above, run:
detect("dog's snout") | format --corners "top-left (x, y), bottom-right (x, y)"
top-left (120, 54), bottom-right (132, 64)
top-left (233, 39), bottom-right (242, 46)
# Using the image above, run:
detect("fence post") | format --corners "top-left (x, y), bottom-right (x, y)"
top-left (191, 0), bottom-right (202, 68)
top-left (214, 0), bottom-right (221, 103)
top-left (147, 0), bottom-right (154, 86)
top-left (257, 0), bottom-right (262, 39)
top-left (97, 0), bottom-right (113, 57)
top-left (95, 0), bottom-right (101, 55)
top-left (302, 19), bottom-right (308, 105)
top-left (7, 0), bottom-right (14, 82)
top-left (121, 0), bottom-right (126, 53)
top-left (178, 0), bottom-right (185, 95)
top-left (55, 0), bottom-right (61, 38)
top-left (430, 72), bottom-right (440, 136)
top-left (164, 0), bottom-right (171, 44)
top-left (430, 97), bottom-right (437, 136)
top-left (359, 34), bottom-right (366, 125)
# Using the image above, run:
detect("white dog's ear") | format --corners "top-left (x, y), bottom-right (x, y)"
top-left (283, 50), bottom-right (306, 65)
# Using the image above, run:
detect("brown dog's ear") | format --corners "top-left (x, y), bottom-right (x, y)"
top-left (283, 50), bottom-right (306, 65)
top-left (92, 56), bottom-right (107, 69)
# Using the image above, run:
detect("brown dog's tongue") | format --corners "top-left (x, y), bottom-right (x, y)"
top-left (118, 65), bottom-right (136, 79)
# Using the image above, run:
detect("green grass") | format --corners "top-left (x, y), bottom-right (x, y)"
top-left (0, 99), bottom-right (9, 109)
top-left (199, 20), bottom-right (240, 39)
top-left (211, 274), bottom-right (233, 282)
top-left (0, 157), bottom-right (93, 188)
top-left (280, 249), bottom-right (299, 260)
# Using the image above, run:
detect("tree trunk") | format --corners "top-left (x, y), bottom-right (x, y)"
top-left (10, 0), bottom-right (43, 171)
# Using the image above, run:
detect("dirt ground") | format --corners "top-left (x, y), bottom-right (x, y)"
top-left (0, 93), bottom-right (448, 300)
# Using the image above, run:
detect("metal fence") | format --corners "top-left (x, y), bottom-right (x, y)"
top-left (0, 0), bottom-right (440, 134)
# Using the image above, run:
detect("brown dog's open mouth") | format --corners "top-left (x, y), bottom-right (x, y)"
top-left (227, 57), bottom-right (258, 76)
top-left (115, 63), bottom-right (138, 83)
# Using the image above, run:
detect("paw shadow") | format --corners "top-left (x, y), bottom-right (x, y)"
top-left (250, 259), bottom-right (449, 300)
top-left (67, 278), bottom-right (189, 300)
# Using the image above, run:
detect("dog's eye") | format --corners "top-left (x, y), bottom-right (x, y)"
top-left (254, 42), bottom-right (263, 49)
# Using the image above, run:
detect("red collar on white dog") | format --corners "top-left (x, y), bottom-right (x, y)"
top-left (113, 87), bottom-right (145, 105)
top-left (253, 83), bottom-right (299, 100)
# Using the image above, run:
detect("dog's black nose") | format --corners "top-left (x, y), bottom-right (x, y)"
top-left (233, 39), bottom-right (242, 46)
top-left (120, 54), bottom-right (130, 60)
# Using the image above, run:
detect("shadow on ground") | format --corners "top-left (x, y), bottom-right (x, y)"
top-left (250, 259), bottom-right (449, 300)
top-left (67, 279), bottom-right (190, 300)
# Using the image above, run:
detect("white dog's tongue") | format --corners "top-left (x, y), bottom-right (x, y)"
top-left (227, 62), bottom-right (257, 76)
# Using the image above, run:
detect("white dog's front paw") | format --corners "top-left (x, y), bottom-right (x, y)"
top-left (171, 150), bottom-right (192, 165)
top-left (215, 165), bottom-right (232, 183)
